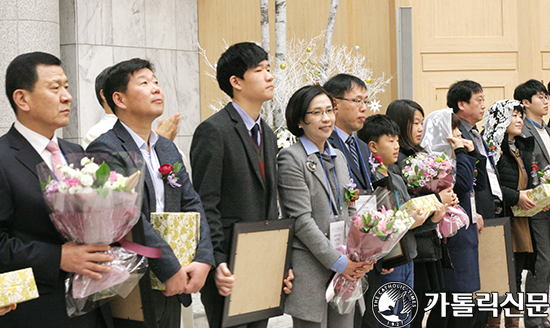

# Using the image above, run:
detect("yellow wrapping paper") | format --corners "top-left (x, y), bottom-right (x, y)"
top-left (511, 184), bottom-right (550, 217)
top-left (399, 194), bottom-right (439, 215)
top-left (0, 268), bottom-right (39, 307)
top-left (149, 212), bottom-right (200, 291)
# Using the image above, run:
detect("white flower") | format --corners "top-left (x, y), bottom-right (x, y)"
top-left (80, 174), bottom-right (94, 187)
top-left (80, 157), bottom-right (94, 166)
top-left (81, 162), bottom-right (99, 177)
top-left (68, 185), bottom-right (82, 194)
top-left (58, 181), bottom-right (68, 193)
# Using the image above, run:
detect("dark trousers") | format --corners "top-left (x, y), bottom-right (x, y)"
top-left (353, 268), bottom-right (381, 328)
top-left (426, 292), bottom-right (483, 328)
top-left (151, 290), bottom-right (182, 328)
top-left (201, 272), bottom-right (268, 328)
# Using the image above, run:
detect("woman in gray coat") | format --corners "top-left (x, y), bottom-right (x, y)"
top-left (278, 85), bottom-right (372, 328)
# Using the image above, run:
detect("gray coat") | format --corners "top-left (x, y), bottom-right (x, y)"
top-left (278, 141), bottom-right (354, 323)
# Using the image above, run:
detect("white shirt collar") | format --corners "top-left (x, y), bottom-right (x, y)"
top-left (13, 119), bottom-right (60, 154)
top-left (120, 121), bottom-right (159, 152)
top-left (232, 101), bottom-right (262, 132)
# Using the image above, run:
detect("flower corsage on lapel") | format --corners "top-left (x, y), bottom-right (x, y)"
top-left (345, 179), bottom-right (360, 206)
top-left (158, 162), bottom-right (182, 188)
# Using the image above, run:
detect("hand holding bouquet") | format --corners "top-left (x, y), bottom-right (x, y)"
top-left (38, 153), bottom-right (148, 317)
top-left (326, 188), bottom-right (415, 314)
top-left (401, 152), bottom-right (468, 238)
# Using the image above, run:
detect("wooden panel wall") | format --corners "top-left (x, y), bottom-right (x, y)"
top-left (197, 0), bottom-right (397, 120)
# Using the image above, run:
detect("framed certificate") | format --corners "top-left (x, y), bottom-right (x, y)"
top-left (477, 217), bottom-right (516, 300)
top-left (222, 219), bottom-right (295, 328)
top-left (110, 222), bottom-right (158, 328)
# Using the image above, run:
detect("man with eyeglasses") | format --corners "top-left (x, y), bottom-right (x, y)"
top-left (514, 79), bottom-right (550, 328)
top-left (324, 74), bottom-right (379, 328)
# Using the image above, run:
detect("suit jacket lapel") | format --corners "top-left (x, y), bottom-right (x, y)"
top-left (155, 139), bottom-right (178, 212)
top-left (525, 119), bottom-right (550, 164)
top-left (112, 121), bottom-right (157, 213)
top-left (226, 104), bottom-right (265, 189)
top-left (8, 127), bottom-right (44, 179)
top-left (261, 119), bottom-right (277, 200)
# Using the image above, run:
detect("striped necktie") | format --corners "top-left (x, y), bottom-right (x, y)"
top-left (346, 135), bottom-right (361, 170)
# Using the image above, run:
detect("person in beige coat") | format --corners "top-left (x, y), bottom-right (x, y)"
top-left (278, 85), bottom-right (373, 328)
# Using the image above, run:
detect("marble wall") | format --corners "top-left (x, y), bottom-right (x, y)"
top-left (0, 0), bottom-right (60, 136)
top-left (60, 0), bottom-right (201, 156)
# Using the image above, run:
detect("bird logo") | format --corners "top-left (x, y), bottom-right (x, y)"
top-left (373, 282), bottom-right (418, 328)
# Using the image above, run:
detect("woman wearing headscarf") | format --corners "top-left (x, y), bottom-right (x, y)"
top-left (420, 108), bottom-right (488, 328)
top-left (482, 99), bottom-right (540, 328)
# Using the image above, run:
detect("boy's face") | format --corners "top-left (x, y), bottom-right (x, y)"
top-left (234, 60), bottom-right (274, 103)
top-left (333, 85), bottom-right (368, 134)
top-left (369, 134), bottom-right (400, 166)
top-left (524, 91), bottom-right (548, 118)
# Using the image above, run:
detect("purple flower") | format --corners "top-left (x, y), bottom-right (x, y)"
top-left (167, 173), bottom-right (181, 188)
top-left (346, 179), bottom-right (357, 189)
top-left (369, 154), bottom-right (380, 173)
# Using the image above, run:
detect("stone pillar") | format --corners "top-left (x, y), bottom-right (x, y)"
top-left (60, 0), bottom-right (201, 158)
top-left (0, 0), bottom-right (60, 135)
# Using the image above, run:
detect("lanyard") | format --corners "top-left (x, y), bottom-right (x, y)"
top-left (318, 153), bottom-right (343, 215)
top-left (335, 133), bottom-right (374, 190)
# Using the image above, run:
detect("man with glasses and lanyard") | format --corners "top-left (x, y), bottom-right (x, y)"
top-left (324, 74), bottom-right (378, 328)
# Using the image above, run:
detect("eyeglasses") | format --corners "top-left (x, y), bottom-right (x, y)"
top-left (536, 94), bottom-right (550, 101)
top-left (306, 108), bottom-right (336, 117)
top-left (335, 97), bottom-right (371, 107)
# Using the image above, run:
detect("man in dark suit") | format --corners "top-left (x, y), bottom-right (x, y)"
top-left (448, 80), bottom-right (504, 328)
top-left (514, 79), bottom-right (550, 328)
top-left (191, 42), bottom-right (292, 328)
top-left (323, 74), bottom-right (379, 328)
top-left (448, 80), bottom-right (503, 224)
top-left (87, 58), bottom-right (215, 328)
top-left (0, 52), bottom-right (114, 327)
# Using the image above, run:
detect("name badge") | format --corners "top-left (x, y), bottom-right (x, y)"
top-left (355, 194), bottom-right (377, 216)
top-left (329, 216), bottom-right (345, 250)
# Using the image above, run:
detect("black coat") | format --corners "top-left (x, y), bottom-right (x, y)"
top-left (495, 134), bottom-right (537, 274)
top-left (497, 134), bottom-right (536, 213)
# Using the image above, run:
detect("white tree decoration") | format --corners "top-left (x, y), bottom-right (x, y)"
top-left (199, 34), bottom-right (392, 132)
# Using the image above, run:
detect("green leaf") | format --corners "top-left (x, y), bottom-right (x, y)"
top-left (97, 187), bottom-right (109, 199)
top-left (386, 220), bottom-right (395, 230)
top-left (41, 176), bottom-right (52, 192)
top-left (93, 162), bottom-right (111, 188)
top-left (172, 162), bottom-right (182, 174)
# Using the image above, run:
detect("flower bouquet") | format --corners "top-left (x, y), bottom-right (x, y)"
top-left (401, 152), bottom-right (468, 238)
top-left (37, 152), bottom-right (148, 316)
top-left (326, 187), bottom-right (415, 314)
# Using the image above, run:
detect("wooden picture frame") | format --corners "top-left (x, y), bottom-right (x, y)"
top-left (111, 221), bottom-right (158, 328)
top-left (477, 217), bottom-right (516, 300)
top-left (222, 219), bottom-right (295, 328)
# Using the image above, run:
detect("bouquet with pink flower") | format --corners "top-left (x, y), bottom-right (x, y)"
top-left (401, 152), bottom-right (453, 195)
top-left (326, 187), bottom-right (415, 314)
top-left (37, 152), bottom-right (149, 317)
top-left (401, 152), bottom-right (468, 238)
top-left (534, 164), bottom-right (550, 184)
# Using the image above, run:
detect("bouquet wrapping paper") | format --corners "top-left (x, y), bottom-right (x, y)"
top-left (149, 212), bottom-right (200, 290)
top-left (399, 194), bottom-right (439, 214)
top-left (0, 268), bottom-right (39, 307)
top-left (511, 184), bottom-right (550, 217)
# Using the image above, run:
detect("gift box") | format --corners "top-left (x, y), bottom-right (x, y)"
top-left (0, 268), bottom-right (39, 307)
top-left (149, 212), bottom-right (200, 291)
top-left (399, 194), bottom-right (439, 215)
top-left (511, 184), bottom-right (550, 217)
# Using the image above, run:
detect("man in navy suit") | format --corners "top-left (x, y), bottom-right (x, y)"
top-left (0, 52), bottom-right (114, 327)
top-left (87, 58), bottom-right (214, 328)
top-left (324, 74), bottom-right (379, 328)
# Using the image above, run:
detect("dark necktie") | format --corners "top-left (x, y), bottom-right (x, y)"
top-left (250, 123), bottom-right (260, 147)
top-left (346, 135), bottom-right (361, 170)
